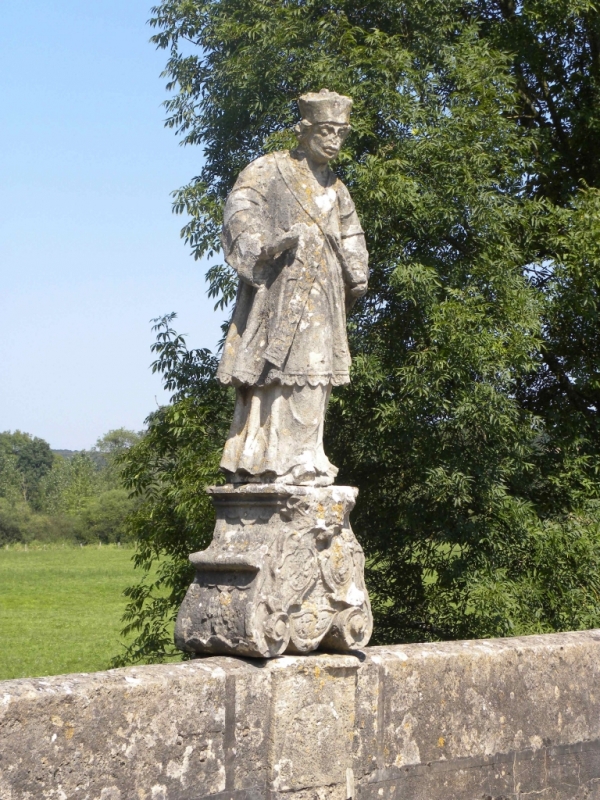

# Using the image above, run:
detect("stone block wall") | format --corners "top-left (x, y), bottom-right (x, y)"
top-left (1, 630), bottom-right (600, 799)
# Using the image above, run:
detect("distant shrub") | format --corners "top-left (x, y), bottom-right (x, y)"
top-left (0, 499), bottom-right (80, 546)
top-left (76, 490), bottom-right (136, 545)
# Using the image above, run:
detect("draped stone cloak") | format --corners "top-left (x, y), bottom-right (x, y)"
top-left (216, 150), bottom-right (368, 389)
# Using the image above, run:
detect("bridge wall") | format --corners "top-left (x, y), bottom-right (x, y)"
top-left (1, 630), bottom-right (600, 799)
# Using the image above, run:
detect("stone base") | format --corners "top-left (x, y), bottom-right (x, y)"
top-left (175, 484), bottom-right (372, 657)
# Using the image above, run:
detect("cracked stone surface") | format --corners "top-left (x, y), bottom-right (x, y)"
top-left (2, 630), bottom-right (600, 799)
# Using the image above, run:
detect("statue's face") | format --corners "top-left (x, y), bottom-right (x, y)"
top-left (303, 122), bottom-right (350, 164)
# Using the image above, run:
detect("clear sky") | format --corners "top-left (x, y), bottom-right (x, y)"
top-left (0, 0), bottom-right (224, 450)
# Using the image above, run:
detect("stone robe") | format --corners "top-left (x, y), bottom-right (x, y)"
top-left (217, 149), bottom-right (368, 484)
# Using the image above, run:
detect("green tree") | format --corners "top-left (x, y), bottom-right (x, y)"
top-left (38, 452), bottom-right (99, 515)
top-left (76, 490), bottom-right (136, 545)
top-left (473, 0), bottom-right (600, 204)
top-left (0, 431), bottom-right (54, 506)
top-left (114, 0), bottom-right (600, 661)
top-left (92, 428), bottom-right (144, 489)
top-left (0, 452), bottom-right (24, 506)
top-left (465, 1), bottom-right (600, 521)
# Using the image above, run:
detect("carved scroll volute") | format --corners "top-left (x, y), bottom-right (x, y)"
top-left (321, 606), bottom-right (372, 651)
top-left (251, 602), bottom-right (291, 657)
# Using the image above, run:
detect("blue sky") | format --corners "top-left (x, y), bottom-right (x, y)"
top-left (0, 0), bottom-right (224, 450)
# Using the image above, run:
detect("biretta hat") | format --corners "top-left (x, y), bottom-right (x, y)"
top-left (298, 88), bottom-right (353, 125)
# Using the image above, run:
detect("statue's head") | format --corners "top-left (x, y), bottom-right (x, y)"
top-left (294, 89), bottom-right (352, 164)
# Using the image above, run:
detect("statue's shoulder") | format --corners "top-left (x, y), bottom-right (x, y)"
top-left (234, 151), bottom-right (284, 188)
top-left (331, 174), bottom-right (355, 211)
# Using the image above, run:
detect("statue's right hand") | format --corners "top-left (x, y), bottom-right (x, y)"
top-left (266, 230), bottom-right (300, 257)
top-left (264, 223), bottom-right (320, 260)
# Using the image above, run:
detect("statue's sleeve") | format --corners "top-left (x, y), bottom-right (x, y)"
top-left (337, 182), bottom-right (369, 291)
top-left (221, 159), bottom-right (272, 286)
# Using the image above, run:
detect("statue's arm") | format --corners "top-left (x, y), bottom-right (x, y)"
top-left (338, 184), bottom-right (369, 299)
top-left (221, 185), bottom-right (269, 287)
top-left (222, 157), bottom-right (301, 287)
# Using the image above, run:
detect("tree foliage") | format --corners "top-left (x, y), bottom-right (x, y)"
top-left (474, 0), bottom-right (600, 203)
top-left (0, 429), bottom-right (141, 547)
top-left (115, 0), bottom-right (600, 660)
top-left (0, 431), bottom-right (54, 507)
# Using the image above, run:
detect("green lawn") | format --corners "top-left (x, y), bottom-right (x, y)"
top-left (0, 544), bottom-right (154, 680)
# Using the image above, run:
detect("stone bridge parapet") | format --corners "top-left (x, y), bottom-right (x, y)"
top-left (1, 630), bottom-right (600, 799)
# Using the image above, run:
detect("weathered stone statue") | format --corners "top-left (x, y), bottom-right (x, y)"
top-left (217, 89), bottom-right (369, 486)
top-left (175, 90), bottom-right (373, 657)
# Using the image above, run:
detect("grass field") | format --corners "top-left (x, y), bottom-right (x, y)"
top-left (0, 544), bottom-right (165, 681)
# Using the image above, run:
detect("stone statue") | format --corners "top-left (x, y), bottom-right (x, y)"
top-left (175, 91), bottom-right (373, 657)
top-left (217, 89), bottom-right (369, 486)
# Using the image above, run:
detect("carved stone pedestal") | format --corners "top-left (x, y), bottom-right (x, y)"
top-left (175, 484), bottom-right (372, 657)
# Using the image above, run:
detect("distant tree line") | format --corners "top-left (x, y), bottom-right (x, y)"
top-left (0, 429), bottom-right (142, 546)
